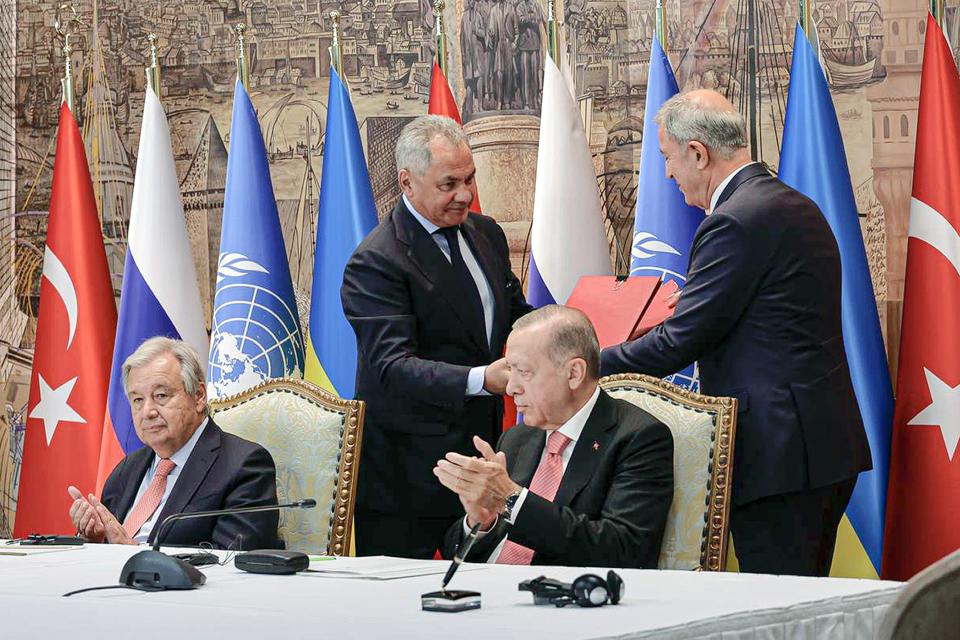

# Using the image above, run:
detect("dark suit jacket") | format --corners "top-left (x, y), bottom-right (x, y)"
top-left (101, 418), bottom-right (281, 550)
top-left (442, 391), bottom-right (674, 569)
top-left (601, 163), bottom-right (871, 506)
top-left (342, 199), bottom-right (532, 517)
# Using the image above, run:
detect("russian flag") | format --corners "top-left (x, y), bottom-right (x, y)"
top-left (527, 56), bottom-right (612, 306)
top-left (95, 88), bottom-right (208, 490)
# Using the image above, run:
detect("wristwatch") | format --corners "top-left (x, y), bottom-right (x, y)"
top-left (501, 487), bottom-right (524, 521)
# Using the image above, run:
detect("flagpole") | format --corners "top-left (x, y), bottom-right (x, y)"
top-left (329, 10), bottom-right (343, 77)
top-left (54, 4), bottom-right (77, 111)
top-left (656, 0), bottom-right (668, 52)
top-left (146, 33), bottom-right (160, 100)
top-left (434, 0), bottom-right (448, 78)
top-left (547, 0), bottom-right (560, 63)
top-left (799, 0), bottom-right (811, 35)
top-left (235, 23), bottom-right (250, 90)
top-left (931, 0), bottom-right (944, 27)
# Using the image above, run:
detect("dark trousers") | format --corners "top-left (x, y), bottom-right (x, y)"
top-left (355, 511), bottom-right (460, 559)
top-left (730, 479), bottom-right (856, 576)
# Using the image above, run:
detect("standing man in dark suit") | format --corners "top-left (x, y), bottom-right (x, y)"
top-left (67, 337), bottom-right (281, 550)
top-left (436, 305), bottom-right (673, 568)
top-left (342, 115), bottom-right (532, 558)
top-left (601, 90), bottom-right (871, 576)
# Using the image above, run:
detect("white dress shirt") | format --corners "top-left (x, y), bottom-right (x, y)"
top-left (462, 386), bottom-right (602, 562)
top-left (707, 162), bottom-right (758, 214)
top-left (403, 194), bottom-right (495, 396)
top-left (130, 417), bottom-right (209, 544)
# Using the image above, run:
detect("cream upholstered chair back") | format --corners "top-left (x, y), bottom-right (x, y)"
top-left (879, 548), bottom-right (960, 640)
top-left (210, 379), bottom-right (363, 556)
top-left (600, 374), bottom-right (736, 571)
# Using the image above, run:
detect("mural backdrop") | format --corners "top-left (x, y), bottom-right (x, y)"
top-left (2, 0), bottom-right (952, 534)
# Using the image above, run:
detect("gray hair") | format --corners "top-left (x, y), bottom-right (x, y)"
top-left (122, 337), bottom-right (207, 410)
top-left (655, 92), bottom-right (748, 160)
top-left (395, 115), bottom-right (470, 176)
top-left (513, 305), bottom-right (600, 379)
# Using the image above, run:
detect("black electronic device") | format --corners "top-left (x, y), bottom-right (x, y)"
top-left (17, 534), bottom-right (84, 546)
top-left (519, 570), bottom-right (625, 608)
top-left (171, 551), bottom-right (220, 567)
top-left (116, 498), bottom-right (316, 592)
top-left (421, 590), bottom-right (482, 613)
top-left (234, 549), bottom-right (310, 575)
top-left (120, 550), bottom-right (207, 590)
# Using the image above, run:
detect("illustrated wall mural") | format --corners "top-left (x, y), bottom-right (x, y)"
top-left (0, 0), bottom-right (948, 534)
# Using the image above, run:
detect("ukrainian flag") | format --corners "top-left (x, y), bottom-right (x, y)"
top-left (304, 68), bottom-right (378, 397)
top-left (779, 24), bottom-right (893, 578)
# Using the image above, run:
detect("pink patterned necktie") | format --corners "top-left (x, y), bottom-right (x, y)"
top-left (123, 458), bottom-right (177, 538)
top-left (496, 430), bottom-right (572, 565)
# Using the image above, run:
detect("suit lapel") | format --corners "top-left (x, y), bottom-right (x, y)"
top-left (150, 420), bottom-right (222, 542)
top-left (114, 448), bottom-right (154, 521)
top-left (714, 162), bottom-right (772, 210)
top-left (554, 392), bottom-right (617, 507)
top-left (393, 202), bottom-right (489, 354)
top-left (507, 426), bottom-right (546, 488)
top-left (461, 217), bottom-right (503, 356)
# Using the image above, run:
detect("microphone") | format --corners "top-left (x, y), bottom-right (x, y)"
top-left (119, 498), bottom-right (316, 592)
top-left (151, 499), bottom-right (317, 552)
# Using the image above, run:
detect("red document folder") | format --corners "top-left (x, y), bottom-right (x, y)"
top-left (634, 279), bottom-right (679, 337)
top-left (566, 276), bottom-right (664, 349)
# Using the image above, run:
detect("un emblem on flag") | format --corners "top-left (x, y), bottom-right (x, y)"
top-left (208, 254), bottom-right (304, 398)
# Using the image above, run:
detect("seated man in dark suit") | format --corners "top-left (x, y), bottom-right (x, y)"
top-left (67, 337), bottom-right (281, 550)
top-left (436, 305), bottom-right (674, 569)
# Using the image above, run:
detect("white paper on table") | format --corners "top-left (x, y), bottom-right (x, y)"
top-left (0, 545), bottom-right (86, 557)
top-left (304, 555), bottom-right (487, 580)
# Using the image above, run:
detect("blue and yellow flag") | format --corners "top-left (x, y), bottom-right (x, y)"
top-left (304, 68), bottom-right (378, 397)
top-left (208, 80), bottom-right (305, 399)
top-left (779, 24), bottom-right (893, 578)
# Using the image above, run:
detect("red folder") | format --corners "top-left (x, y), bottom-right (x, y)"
top-left (567, 276), bottom-right (675, 349)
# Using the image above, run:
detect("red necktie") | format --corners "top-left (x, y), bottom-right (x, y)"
top-left (496, 431), bottom-right (572, 564)
top-left (122, 458), bottom-right (176, 538)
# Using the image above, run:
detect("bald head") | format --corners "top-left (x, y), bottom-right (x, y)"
top-left (654, 89), bottom-right (750, 161)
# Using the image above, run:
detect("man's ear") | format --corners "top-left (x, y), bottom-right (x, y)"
top-left (567, 358), bottom-right (587, 389)
top-left (689, 141), bottom-right (710, 169)
top-left (398, 169), bottom-right (412, 195)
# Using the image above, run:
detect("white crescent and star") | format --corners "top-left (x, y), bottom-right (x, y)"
top-left (29, 374), bottom-right (86, 446)
top-left (32, 247), bottom-right (85, 446)
top-left (905, 200), bottom-right (960, 461)
top-left (908, 368), bottom-right (960, 462)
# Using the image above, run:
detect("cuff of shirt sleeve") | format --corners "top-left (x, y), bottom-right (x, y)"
top-left (466, 366), bottom-right (491, 396)
top-left (505, 488), bottom-right (529, 525)
top-left (462, 514), bottom-right (499, 537)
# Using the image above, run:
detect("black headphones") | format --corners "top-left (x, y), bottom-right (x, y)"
top-left (519, 570), bottom-right (625, 608)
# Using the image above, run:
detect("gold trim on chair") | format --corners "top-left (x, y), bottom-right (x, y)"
top-left (600, 373), bottom-right (737, 571)
top-left (210, 378), bottom-right (365, 556)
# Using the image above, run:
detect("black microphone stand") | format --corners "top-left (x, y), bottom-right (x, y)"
top-left (119, 499), bottom-right (316, 591)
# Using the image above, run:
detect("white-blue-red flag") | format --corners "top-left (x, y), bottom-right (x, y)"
top-left (526, 56), bottom-right (612, 305)
top-left (96, 88), bottom-right (207, 489)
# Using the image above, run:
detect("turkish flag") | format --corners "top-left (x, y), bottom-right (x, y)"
top-left (882, 14), bottom-right (960, 580)
top-left (428, 62), bottom-right (482, 214)
top-left (13, 104), bottom-right (117, 536)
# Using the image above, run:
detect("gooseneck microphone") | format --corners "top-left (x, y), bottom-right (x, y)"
top-left (116, 498), bottom-right (316, 592)
top-left (151, 499), bottom-right (317, 552)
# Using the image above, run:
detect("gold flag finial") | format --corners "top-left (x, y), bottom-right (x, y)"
top-left (146, 34), bottom-right (161, 98)
top-left (235, 23), bottom-right (249, 90)
top-left (434, 0), bottom-right (448, 78)
top-left (54, 3), bottom-right (79, 111)
top-left (329, 10), bottom-right (343, 77)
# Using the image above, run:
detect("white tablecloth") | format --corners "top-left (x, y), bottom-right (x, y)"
top-left (0, 543), bottom-right (901, 639)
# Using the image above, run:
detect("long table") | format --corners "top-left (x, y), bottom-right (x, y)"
top-left (0, 543), bottom-right (901, 639)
